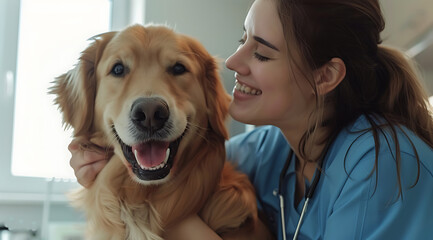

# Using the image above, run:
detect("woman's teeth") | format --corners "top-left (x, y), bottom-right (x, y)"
top-left (235, 81), bottom-right (262, 95)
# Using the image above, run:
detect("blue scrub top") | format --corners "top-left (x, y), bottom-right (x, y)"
top-left (226, 115), bottom-right (433, 240)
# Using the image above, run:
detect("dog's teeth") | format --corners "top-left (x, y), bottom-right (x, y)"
top-left (164, 148), bottom-right (170, 164)
top-left (134, 149), bottom-right (138, 160)
top-left (134, 149), bottom-right (145, 169)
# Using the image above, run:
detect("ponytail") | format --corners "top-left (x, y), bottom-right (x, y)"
top-left (376, 46), bottom-right (433, 148)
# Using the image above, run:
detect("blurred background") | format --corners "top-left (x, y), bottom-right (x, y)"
top-left (0, 0), bottom-right (432, 239)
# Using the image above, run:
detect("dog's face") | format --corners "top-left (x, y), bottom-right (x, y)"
top-left (52, 25), bottom-right (231, 184)
top-left (95, 26), bottom-right (212, 183)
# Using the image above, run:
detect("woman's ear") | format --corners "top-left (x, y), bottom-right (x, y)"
top-left (314, 58), bottom-right (346, 95)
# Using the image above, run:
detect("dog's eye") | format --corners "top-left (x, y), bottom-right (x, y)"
top-left (110, 63), bottom-right (126, 77)
top-left (169, 62), bottom-right (187, 76)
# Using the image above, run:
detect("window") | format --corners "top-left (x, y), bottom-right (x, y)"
top-left (0, 1), bottom-right (144, 237)
top-left (0, 0), bottom-right (115, 202)
top-left (11, 0), bottom-right (112, 179)
top-left (0, 0), bottom-right (148, 204)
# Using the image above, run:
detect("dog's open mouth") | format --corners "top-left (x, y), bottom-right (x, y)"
top-left (113, 127), bottom-right (182, 181)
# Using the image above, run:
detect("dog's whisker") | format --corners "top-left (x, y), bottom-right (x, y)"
top-left (106, 125), bottom-right (122, 151)
top-left (106, 133), bottom-right (118, 153)
top-left (187, 122), bottom-right (207, 131)
top-left (185, 122), bottom-right (208, 143)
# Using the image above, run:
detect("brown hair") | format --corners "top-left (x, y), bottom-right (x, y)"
top-left (276, 0), bottom-right (433, 193)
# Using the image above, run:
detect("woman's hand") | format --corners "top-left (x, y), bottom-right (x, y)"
top-left (68, 139), bottom-right (112, 188)
top-left (165, 214), bottom-right (222, 240)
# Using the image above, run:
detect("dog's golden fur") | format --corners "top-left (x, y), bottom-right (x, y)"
top-left (51, 25), bottom-right (272, 240)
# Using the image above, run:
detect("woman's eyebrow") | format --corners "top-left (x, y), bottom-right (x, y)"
top-left (243, 25), bottom-right (280, 51)
top-left (253, 36), bottom-right (280, 51)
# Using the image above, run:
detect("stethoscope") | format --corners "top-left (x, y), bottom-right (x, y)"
top-left (277, 136), bottom-right (335, 240)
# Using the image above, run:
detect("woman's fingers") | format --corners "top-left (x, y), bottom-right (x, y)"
top-left (68, 139), bottom-right (111, 187)
top-left (74, 159), bottom-right (108, 188)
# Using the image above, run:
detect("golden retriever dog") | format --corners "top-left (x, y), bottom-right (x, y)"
top-left (51, 25), bottom-right (272, 240)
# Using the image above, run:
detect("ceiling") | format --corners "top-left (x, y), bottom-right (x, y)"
top-left (380, 0), bottom-right (433, 94)
top-left (380, 0), bottom-right (433, 49)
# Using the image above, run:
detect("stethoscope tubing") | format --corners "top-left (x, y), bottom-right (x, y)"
top-left (278, 150), bottom-right (316, 240)
top-left (293, 197), bottom-right (310, 240)
top-left (278, 134), bottom-right (335, 240)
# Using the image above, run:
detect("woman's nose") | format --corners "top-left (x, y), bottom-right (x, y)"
top-left (225, 46), bottom-right (250, 76)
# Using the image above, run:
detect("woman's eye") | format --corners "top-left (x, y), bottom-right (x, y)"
top-left (254, 52), bottom-right (270, 62)
top-left (169, 62), bottom-right (187, 76)
top-left (110, 63), bottom-right (126, 77)
top-left (238, 38), bottom-right (246, 45)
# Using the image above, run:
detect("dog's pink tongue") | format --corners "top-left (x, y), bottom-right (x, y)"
top-left (132, 142), bottom-right (170, 169)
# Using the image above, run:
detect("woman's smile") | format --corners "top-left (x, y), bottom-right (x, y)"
top-left (233, 80), bottom-right (262, 96)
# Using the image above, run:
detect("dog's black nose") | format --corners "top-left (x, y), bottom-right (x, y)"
top-left (130, 97), bottom-right (169, 132)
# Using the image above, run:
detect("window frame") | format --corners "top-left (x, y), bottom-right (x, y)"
top-left (0, 0), bottom-right (144, 203)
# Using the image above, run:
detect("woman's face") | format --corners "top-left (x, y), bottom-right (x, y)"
top-left (226, 0), bottom-right (315, 129)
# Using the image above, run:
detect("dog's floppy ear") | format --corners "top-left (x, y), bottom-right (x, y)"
top-left (203, 57), bottom-right (231, 140)
top-left (50, 32), bottom-right (117, 138)
top-left (184, 36), bottom-right (231, 140)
